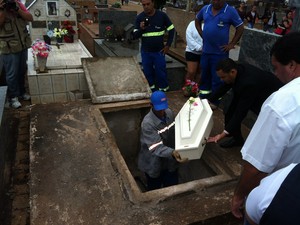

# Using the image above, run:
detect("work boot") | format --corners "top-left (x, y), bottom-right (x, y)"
top-left (220, 137), bottom-right (244, 148)
top-left (10, 97), bottom-right (22, 109)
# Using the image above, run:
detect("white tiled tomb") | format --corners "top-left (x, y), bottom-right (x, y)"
top-left (27, 41), bottom-right (92, 104)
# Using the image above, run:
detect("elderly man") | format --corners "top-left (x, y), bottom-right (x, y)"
top-left (231, 32), bottom-right (300, 223)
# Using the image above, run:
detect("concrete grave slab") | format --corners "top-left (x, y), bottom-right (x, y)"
top-left (83, 57), bottom-right (151, 103)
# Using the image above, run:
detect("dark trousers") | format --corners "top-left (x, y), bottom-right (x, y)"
top-left (199, 53), bottom-right (227, 102)
top-left (145, 170), bottom-right (178, 191)
top-left (141, 50), bottom-right (168, 90)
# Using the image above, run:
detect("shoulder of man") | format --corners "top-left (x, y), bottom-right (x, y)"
top-left (201, 4), bottom-right (210, 12)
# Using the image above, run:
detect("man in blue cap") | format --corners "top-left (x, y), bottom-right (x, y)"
top-left (138, 91), bottom-right (187, 190)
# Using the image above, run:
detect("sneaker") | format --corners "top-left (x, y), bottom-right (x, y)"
top-left (10, 97), bottom-right (22, 109)
top-left (20, 93), bottom-right (31, 101)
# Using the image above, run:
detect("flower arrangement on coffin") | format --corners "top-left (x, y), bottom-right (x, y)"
top-left (31, 39), bottom-right (51, 58)
top-left (104, 25), bottom-right (113, 40)
top-left (62, 20), bottom-right (76, 43)
top-left (182, 79), bottom-right (199, 97)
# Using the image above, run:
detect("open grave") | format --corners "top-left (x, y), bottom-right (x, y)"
top-left (29, 56), bottom-right (244, 224)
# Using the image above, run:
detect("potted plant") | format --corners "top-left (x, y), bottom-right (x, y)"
top-left (53, 28), bottom-right (68, 43)
top-left (31, 39), bottom-right (51, 72)
top-left (62, 20), bottom-right (76, 43)
top-left (104, 25), bottom-right (113, 41)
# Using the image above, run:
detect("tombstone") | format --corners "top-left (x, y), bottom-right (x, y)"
top-left (28, 0), bottom-right (78, 42)
top-left (239, 27), bottom-right (280, 73)
top-left (124, 23), bottom-right (135, 43)
top-left (98, 10), bottom-right (137, 39)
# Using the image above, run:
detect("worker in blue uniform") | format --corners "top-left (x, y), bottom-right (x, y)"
top-left (195, 0), bottom-right (244, 103)
top-left (133, 0), bottom-right (175, 92)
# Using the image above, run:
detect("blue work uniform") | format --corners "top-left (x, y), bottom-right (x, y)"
top-left (133, 10), bottom-right (175, 92)
top-left (196, 3), bottom-right (243, 100)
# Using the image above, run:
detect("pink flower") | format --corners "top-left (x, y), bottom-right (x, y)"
top-left (182, 79), bottom-right (199, 97)
top-left (31, 39), bottom-right (51, 58)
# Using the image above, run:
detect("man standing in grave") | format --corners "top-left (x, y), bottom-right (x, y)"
top-left (138, 91), bottom-right (187, 191)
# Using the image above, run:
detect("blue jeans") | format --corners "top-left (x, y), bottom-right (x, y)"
top-left (3, 49), bottom-right (28, 98)
top-left (141, 50), bottom-right (168, 90)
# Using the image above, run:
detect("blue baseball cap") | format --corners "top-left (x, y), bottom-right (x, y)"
top-left (150, 91), bottom-right (168, 111)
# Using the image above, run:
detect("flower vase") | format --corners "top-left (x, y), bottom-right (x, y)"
top-left (43, 35), bottom-right (51, 45)
top-left (37, 55), bottom-right (47, 72)
top-left (64, 35), bottom-right (74, 43)
top-left (56, 37), bottom-right (63, 43)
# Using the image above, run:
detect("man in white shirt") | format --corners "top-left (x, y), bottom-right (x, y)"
top-left (231, 32), bottom-right (300, 221)
top-left (245, 163), bottom-right (300, 225)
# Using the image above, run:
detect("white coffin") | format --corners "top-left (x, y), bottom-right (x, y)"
top-left (175, 98), bottom-right (213, 160)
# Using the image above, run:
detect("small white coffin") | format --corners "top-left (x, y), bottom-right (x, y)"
top-left (175, 98), bottom-right (213, 160)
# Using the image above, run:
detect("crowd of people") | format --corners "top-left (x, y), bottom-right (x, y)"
top-left (236, 1), bottom-right (295, 35)
top-left (134, 0), bottom-right (300, 224)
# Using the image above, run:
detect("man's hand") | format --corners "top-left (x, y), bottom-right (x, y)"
top-left (207, 132), bottom-right (226, 143)
top-left (172, 150), bottom-right (188, 163)
top-left (140, 21), bottom-right (146, 30)
top-left (161, 45), bottom-right (169, 55)
top-left (231, 194), bottom-right (245, 219)
top-left (207, 134), bottom-right (222, 143)
top-left (220, 43), bottom-right (235, 52)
